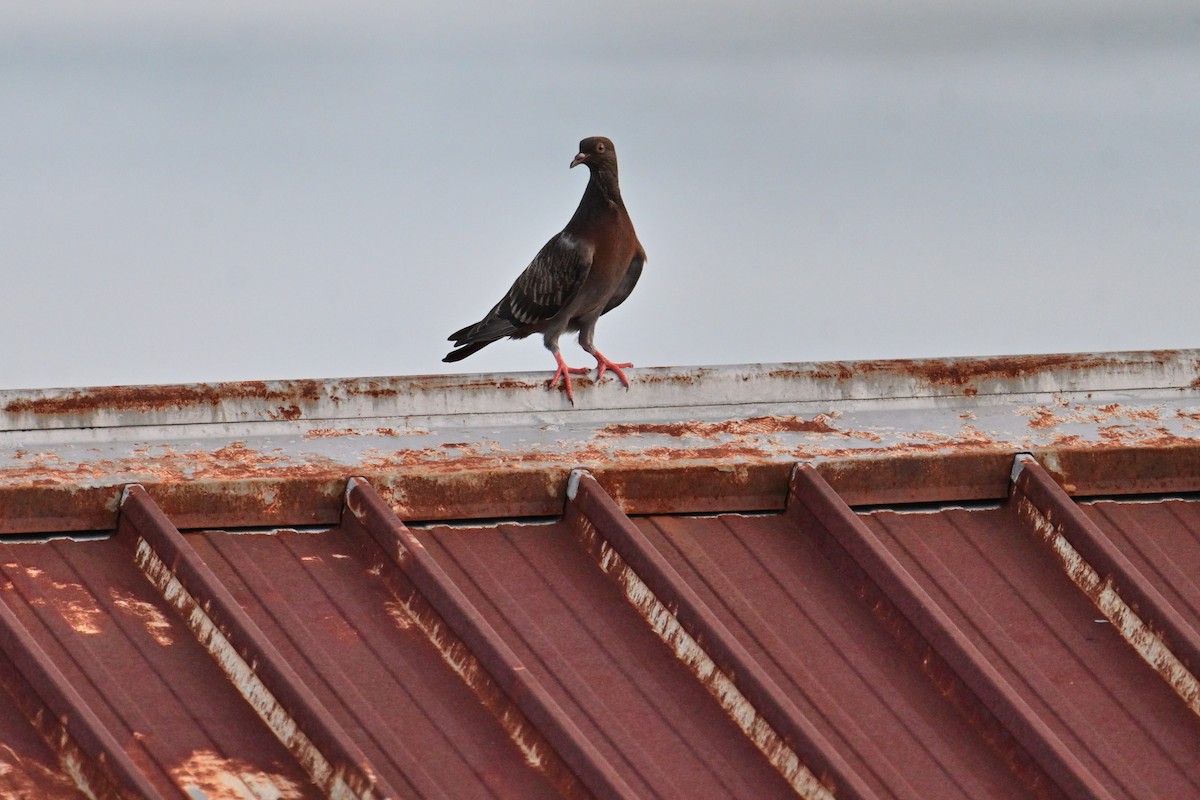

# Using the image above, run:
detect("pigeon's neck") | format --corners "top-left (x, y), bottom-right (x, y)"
top-left (581, 168), bottom-right (623, 212)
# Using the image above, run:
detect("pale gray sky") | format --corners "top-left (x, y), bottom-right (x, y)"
top-left (3, 2), bottom-right (1198, 390)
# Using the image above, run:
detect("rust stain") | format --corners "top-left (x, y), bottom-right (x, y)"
top-left (771, 354), bottom-right (1124, 393)
top-left (1022, 408), bottom-right (1066, 430)
top-left (2, 353), bottom-right (1184, 424)
top-left (1, 376), bottom-right (442, 418)
top-left (0, 442), bottom-right (335, 488)
top-left (170, 750), bottom-right (304, 800)
top-left (1046, 433), bottom-right (1087, 448)
top-left (5, 419), bottom-right (1198, 501)
top-left (1020, 402), bottom-right (1163, 430)
top-left (599, 414), bottom-right (846, 439)
top-left (635, 372), bottom-right (702, 387)
top-left (3, 393), bottom-right (1200, 533)
top-left (4, 381), bottom-right (319, 417)
top-left (791, 364), bottom-right (855, 382)
top-left (273, 405), bottom-right (303, 421)
top-left (1097, 424), bottom-right (1176, 444)
top-left (451, 376), bottom-right (544, 393)
top-left (304, 427), bottom-right (417, 440)
top-left (1123, 407), bottom-right (1163, 423)
top-left (888, 353), bottom-right (1115, 389)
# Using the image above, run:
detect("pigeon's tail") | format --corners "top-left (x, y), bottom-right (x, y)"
top-left (442, 339), bottom-right (494, 363)
top-left (443, 313), bottom-right (520, 363)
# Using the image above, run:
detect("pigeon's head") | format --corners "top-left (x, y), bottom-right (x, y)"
top-left (570, 136), bottom-right (617, 172)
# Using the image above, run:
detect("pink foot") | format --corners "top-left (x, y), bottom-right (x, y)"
top-left (549, 351), bottom-right (589, 403)
top-left (592, 350), bottom-right (633, 388)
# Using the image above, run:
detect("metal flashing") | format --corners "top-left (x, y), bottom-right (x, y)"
top-left (1, 349), bottom-right (1198, 533)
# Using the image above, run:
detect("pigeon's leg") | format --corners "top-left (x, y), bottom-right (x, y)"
top-left (577, 322), bottom-right (632, 389)
top-left (590, 350), bottom-right (633, 388)
top-left (549, 350), bottom-right (589, 403)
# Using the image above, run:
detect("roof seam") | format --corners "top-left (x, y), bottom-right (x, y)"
top-left (345, 477), bottom-right (638, 800)
top-left (790, 464), bottom-right (1118, 800)
top-left (120, 486), bottom-right (392, 800)
top-left (569, 471), bottom-right (866, 800)
top-left (1013, 459), bottom-right (1200, 721)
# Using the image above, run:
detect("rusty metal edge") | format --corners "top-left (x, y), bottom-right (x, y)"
top-left (0, 591), bottom-right (165, 799)
top-left (788, 465), bottom-right (1115, 800)
top-left (567, 470), bottom-right (871, 800)
top-left (1011, 456), bottom-right (1200, 718)
top-left (1035, 444), bottom-right (1200, 497)
top-left (118, 485), bottom-right (394, 800)
top-left (4, 442), bottom-right (1200, 537)
top-left (4, 349), bottom-right (1198, 431)
top-left (343, 477), bottom-right (636, 800)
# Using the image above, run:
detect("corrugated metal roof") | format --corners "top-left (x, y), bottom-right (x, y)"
top-left (0, 349), bottom-right (1198, 797)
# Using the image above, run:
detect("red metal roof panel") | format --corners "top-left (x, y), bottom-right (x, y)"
top-left (1080, 498), bottom-right (1200, 641)
top-left (0, 459), bottom-right (1198, 797)
top-left (0, 537), bottom-right (319, 799)
top-left (418, 519), bottom-right (799, 799)
top-left (190, 526), bottom-right (563, 799)
top-left (859, 503), bottom-right (1200, 797)
top-left (629, 510), bottom-right (1033, 798)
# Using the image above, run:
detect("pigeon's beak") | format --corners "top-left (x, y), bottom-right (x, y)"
top-left (570, 152), bottom-right (588, 169)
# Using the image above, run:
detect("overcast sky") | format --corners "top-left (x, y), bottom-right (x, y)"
top-left (2, 2), bottom-right (1198, 390)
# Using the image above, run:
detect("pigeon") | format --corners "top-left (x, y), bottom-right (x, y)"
top-left (443, 136), bottom-right (646, 403)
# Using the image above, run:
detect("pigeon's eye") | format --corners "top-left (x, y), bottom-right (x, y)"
top-left (596, 142), bottom-right (606, 153)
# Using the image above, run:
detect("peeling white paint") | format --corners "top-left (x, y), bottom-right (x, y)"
top-left (580, 520), bottom-right (834, 800)
top-left (60, 750), bottom-right (98, 800)
top-left (566, 469), bottom-right (585, 501)
top-left (382, 599), bottom-right (413, 631)
top-left (386, 589), bottom-right (548, 773)
top-left (134, 538), bottom-right (371, 800)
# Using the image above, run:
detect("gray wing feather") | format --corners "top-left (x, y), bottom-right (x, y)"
top-left (502, 233), bottom-right (593, 324)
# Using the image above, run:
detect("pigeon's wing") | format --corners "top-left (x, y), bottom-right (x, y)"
top-left (601, 250), bottom-right (645, 315)
top-left (500, 232), bottom-right (594, 325)
top-left (445, 231), bottom-right (592, 355)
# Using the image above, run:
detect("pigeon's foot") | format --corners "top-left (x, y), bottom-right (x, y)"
top-left (549, 352), bottom-right (590, 404)
top-left (592, 351), bottom-right (633, 388)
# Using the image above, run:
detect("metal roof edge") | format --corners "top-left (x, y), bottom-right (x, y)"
top-left (2, 348), bottom-right (1197, 432)
top-left (1, 348), bottom-right (1198, 534)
